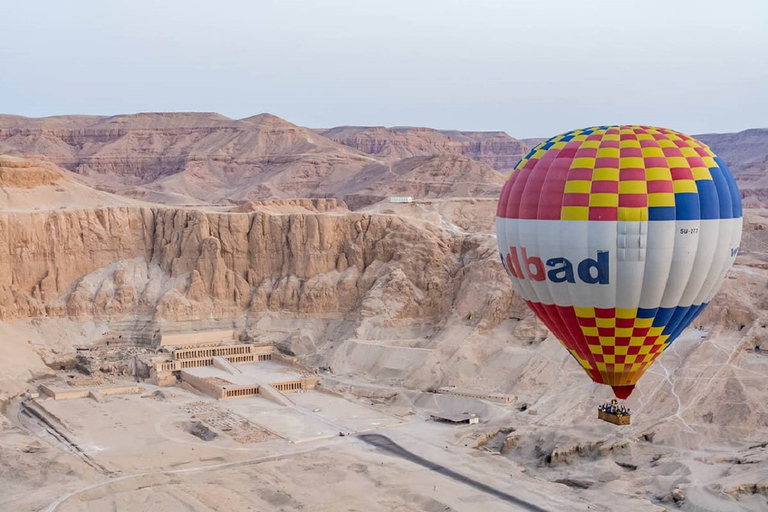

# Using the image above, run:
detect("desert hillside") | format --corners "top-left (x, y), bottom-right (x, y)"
top-left (0, 155), bottom-right (148, 211)
top-left (696, 129), bottom-right (768, 174)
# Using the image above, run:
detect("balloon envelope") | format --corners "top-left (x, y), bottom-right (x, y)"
top-left (496, 126), bottom-right (742, 398)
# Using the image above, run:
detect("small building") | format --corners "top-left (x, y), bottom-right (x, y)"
top-left (430, 412), bottom-right (479, 425)
top-left (389, 196), bottom-right (413, 203)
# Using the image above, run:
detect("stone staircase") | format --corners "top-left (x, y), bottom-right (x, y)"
top-left (212, 356), bottom-right (243, 375)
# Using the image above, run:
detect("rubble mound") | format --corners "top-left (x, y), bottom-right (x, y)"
top-left (188, 421), bottom-right (218, 441)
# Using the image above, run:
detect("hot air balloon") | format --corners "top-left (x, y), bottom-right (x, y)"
top-left (496, 126), bottom-right (742, 399)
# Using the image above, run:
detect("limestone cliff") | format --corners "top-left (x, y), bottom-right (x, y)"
top-left (0, 203), bottom-right (523, 330)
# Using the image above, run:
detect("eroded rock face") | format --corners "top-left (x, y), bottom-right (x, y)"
top-left (0, 205), bottom-right (515, 328)
top-left (0, 207), bottom-right (156, 320)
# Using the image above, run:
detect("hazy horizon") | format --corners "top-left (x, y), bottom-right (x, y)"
top-left (1, 109), bottom-right (765, 140)
top-left (2, 0), bottom-right (766, 138)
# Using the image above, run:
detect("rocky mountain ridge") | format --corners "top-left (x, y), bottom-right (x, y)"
top-left (4, 113), bottom-right (766, 210)
top-left (0, 113), bottom-right (511, 206)
top-left (696, 128), bottom-right (768, 174)
top-left (319, 125), bottom-right (527, 172)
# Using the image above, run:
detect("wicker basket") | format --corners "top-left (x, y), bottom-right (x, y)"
top-left (598, 410), bottom-right (631, 425)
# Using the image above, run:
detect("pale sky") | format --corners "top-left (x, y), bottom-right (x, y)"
top-left (1, 0), bottom-right (766, 137)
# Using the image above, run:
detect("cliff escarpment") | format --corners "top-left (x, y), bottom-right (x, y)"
top-left (0, 204), bottom-right (525, 329)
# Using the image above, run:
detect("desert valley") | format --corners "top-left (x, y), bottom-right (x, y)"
top-left (1, 112), bottom-right (767, 512)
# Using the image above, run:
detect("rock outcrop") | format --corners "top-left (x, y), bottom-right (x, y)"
top-left (0, 156), bottom-right (142, 210)
top-left (0, 156), bottom-right (62, 188)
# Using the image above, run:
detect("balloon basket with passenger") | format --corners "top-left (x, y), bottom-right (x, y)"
top-left (597, 399), bottom-right (631, 425)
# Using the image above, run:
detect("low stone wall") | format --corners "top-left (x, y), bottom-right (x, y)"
top-left (179, 371), bottom-right (226, 399)
top-left (99, 385), bottom-right (143, 396)
top-left (39, 384), bottom-right (142, 400)
top-left (39, 386), bottom-right (90, 400)
top-left (160, 329), bottom-right (236, 347)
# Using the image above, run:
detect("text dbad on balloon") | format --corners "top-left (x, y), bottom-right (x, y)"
top-left (504, 246), bottom-right (609, 285)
